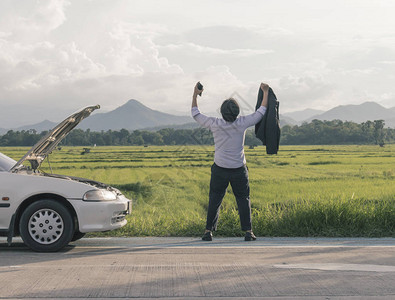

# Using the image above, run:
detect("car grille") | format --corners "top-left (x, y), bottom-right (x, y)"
top-left (111, 210), bottom-right (128, 224)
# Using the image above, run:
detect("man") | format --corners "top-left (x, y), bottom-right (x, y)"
top-left (191, 82), bottom-right (269, 241)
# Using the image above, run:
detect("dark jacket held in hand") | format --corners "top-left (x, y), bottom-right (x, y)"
top-left (255, 87), bottom-right (280, 154)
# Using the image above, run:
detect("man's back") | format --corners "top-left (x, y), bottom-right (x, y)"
top-left (191, 106), bottom-right (266, 168)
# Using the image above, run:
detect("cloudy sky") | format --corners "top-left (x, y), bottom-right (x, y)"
top-left (1, 0), bottom-right (395, 127)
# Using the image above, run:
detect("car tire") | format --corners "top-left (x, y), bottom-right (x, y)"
top-left (19, 199), bottom-right (74, 252)
top-left (71, 231), bottom-right (86, 242)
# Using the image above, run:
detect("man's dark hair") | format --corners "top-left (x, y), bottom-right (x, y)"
top-left (220, 98), bottom-right (240, 122)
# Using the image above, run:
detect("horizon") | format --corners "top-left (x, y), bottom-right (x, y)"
top-left (1, 0), bottom-right (395, 127)
top-left (1, 98), bottom-right (393, 129)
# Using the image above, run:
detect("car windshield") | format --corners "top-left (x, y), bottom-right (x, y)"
top-left (0, 152), bottom-right (16, 172)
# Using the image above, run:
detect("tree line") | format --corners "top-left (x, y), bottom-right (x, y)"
top-left (281, 119), bottom-right (393, 146)
top-left (0, 119), bottom-right (393, 147)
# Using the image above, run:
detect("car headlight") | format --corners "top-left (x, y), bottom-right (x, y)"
top-left (83, 190), bottom-right (117, 201)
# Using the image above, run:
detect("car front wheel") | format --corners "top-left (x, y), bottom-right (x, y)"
top-left (19, 200), bottom-right (74, 252)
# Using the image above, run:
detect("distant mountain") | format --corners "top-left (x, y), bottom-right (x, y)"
top-left (77, 99), bottom-right (192, 131)
top-left (0, 100), bottom-right (193, 133)
top-left (283, 108), bottom-right (325, 122)
top-left (279, 115), bottom-right (297, 127)
top-left (1, 120), bottom-right (58, 134)
top-left (305, 102), bottom-right (395, 127)
top-left (15, 120), bottom-right (57, 133)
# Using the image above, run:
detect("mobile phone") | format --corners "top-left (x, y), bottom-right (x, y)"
top-left (197, 82), bottom-right (203, 96)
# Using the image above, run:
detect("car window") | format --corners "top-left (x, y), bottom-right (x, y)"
top-left (0, 152), bottom-right (16, 172)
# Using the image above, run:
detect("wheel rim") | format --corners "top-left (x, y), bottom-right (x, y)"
top-left (28, 209), bottom-right (64, 245)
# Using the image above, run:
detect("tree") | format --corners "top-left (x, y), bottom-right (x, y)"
top-left (361, 121), bottom-right (374, 143)
top-left (373, 120), bottom-right (385, 146)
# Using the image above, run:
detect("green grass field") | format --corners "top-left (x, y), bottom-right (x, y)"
top-left (1, 145), bottom-right (394, 237)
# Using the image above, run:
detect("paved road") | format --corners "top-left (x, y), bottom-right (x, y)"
top-left (0, 237), bottom-right (394, 299)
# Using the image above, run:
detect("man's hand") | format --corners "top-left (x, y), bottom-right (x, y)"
top-left (193, 82), bottom-right (204, 98)
top-left (260, 83), bottom-right (269, 93)
top-left (192, 82), bottom-right (203, 108)
top-left (260, 82), bottom-right (269, 108)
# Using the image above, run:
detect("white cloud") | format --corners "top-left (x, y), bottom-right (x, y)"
top-left (0, 16), bottom-right (187, 126)
top-left (29, 0), bottom-right (69, 32)
top-left (273, 73), bottom-right (336, 112)
top-left (1, 0), bottom-right (395, 127)
top-left (98, 21), bottom-right (183, 75)
top-left (161, 43), bottom-right (273, 57)
top-left (0, 0), bottom-right (69, 40)
top-left (0, 39), bottom-right (105, 91)
top-left (379, 60), bottom-right (395, 65)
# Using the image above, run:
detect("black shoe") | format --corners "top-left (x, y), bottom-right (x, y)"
top-left (245, 231), bottom-right (257, 241)
top-left (202, 231), bottom-right (213, 241)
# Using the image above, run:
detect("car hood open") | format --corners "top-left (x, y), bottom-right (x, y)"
top-left (11, 105), bottom-right (100, 172)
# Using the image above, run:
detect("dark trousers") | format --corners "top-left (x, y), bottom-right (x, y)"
top-left (206, 163), bottom-right (252, 231)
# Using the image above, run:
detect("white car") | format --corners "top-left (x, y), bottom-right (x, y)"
top-left (0, 105), bottom-right (132, 252)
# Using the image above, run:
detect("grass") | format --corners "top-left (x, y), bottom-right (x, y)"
top-left (1, 144), bottom-right (394, 237)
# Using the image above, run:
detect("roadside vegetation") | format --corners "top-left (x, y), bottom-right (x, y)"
top-left (2, 145), bottom-right (394, 237)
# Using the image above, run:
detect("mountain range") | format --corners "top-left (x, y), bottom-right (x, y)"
top-left (282, 102), bottom-right (395, 127)
top-left (0, 100), bottom-right (394, 134)
top-left (77, 100), bottom-right (192, 131)
top-left (0, 100), bottom-right (193, 134)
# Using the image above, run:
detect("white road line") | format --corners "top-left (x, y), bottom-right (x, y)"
top-left (274, 263), bottom-right (395, 272)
